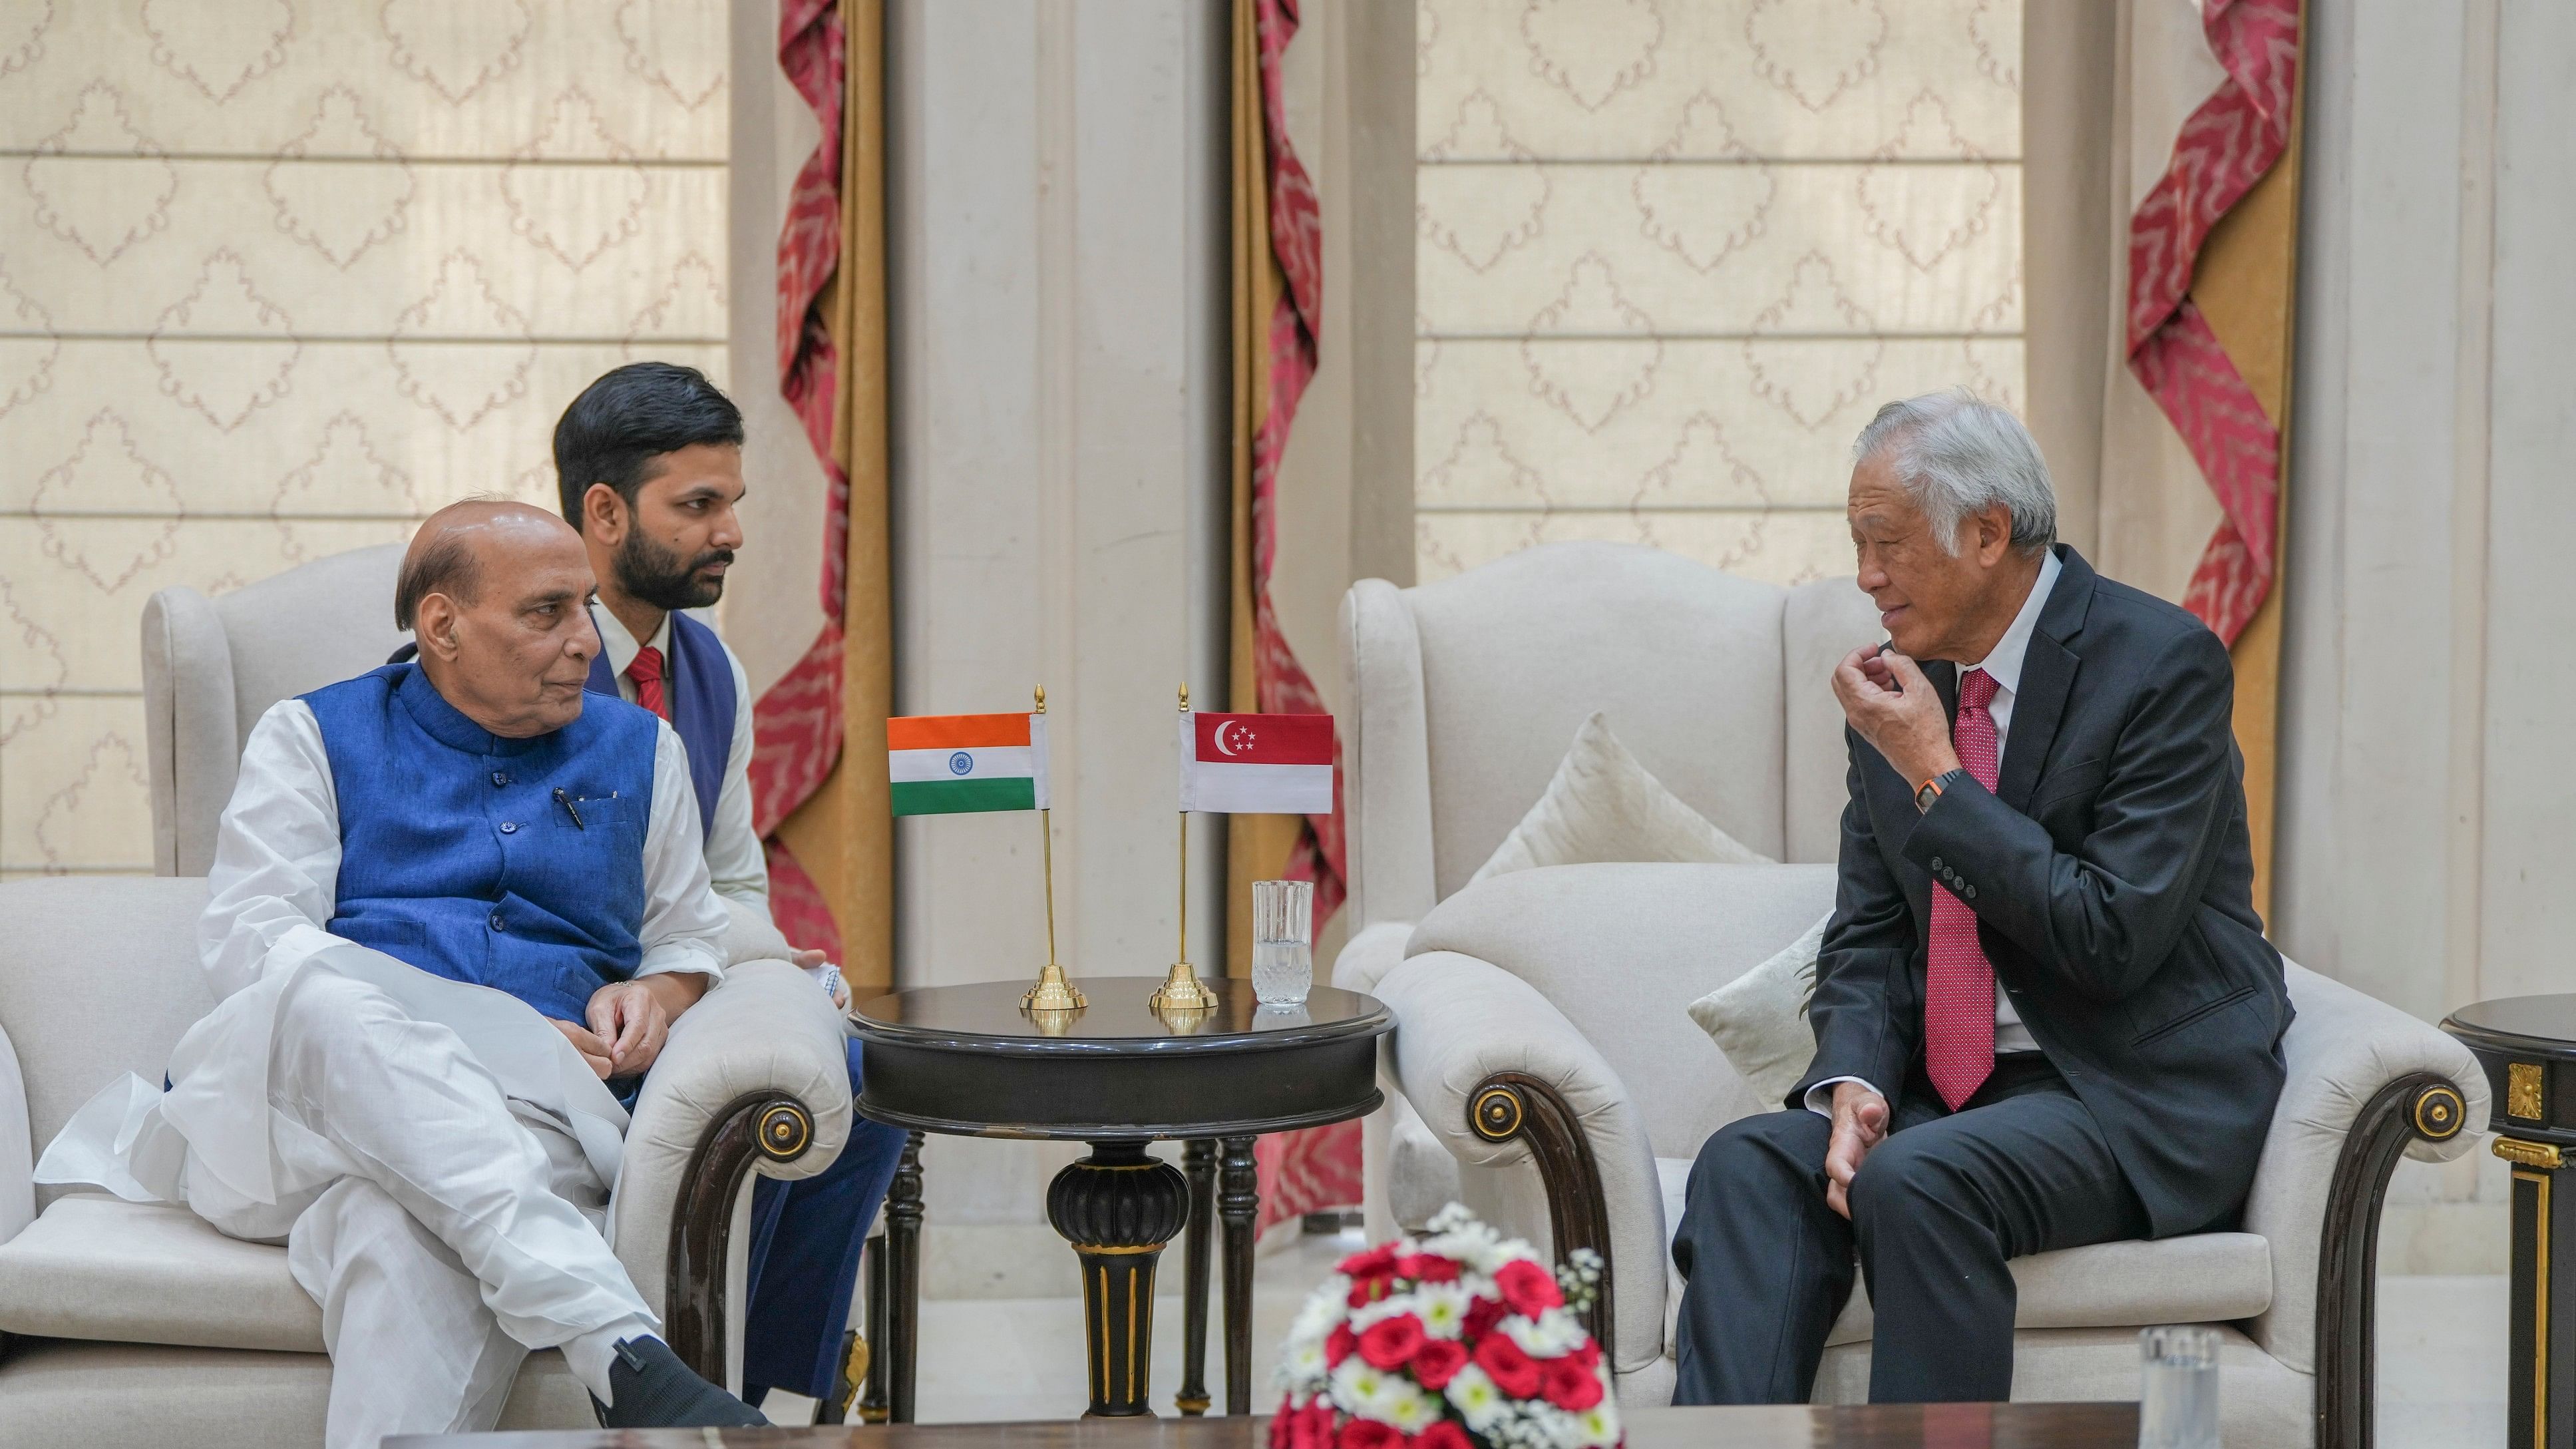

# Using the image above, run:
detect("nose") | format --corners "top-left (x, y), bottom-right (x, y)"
top-left (711, 503), bottom-right (744, 552)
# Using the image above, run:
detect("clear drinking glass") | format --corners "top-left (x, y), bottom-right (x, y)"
top-left (1250, 879), bottom-right (1314, 1006)
top-left (2137, 1325), bottom-right (2221, 1449)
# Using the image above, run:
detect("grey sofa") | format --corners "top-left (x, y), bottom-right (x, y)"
top-left (1330, 542), bottom-right (2489, 1446)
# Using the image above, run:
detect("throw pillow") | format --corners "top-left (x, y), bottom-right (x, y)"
top-left (1687, 913), bottom-right (1831, 1111)
top-left (1467, 712), bottom-right (1773, 885)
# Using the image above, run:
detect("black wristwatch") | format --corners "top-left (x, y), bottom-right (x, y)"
top-left (1915, 768), bottom-right (1966, 814)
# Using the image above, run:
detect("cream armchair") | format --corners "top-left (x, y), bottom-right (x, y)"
top-left (1332, 543), bottom-right (2489, 1446)
top-left (1332, 542), bottom-right (1882, 1232)
top-left (0, 875), bottom-right (852, 1446)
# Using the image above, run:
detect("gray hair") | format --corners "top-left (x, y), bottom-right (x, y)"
top-left (1852, 390), bottom-right (2057, 558)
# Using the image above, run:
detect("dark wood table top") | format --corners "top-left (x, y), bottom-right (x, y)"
top-left (390, 1402), bottom-right (2141, 1448)
top-left (847, 977), bottom-right (1389, 1141)
top-left (850, 978), bottom-right (1389, 1056)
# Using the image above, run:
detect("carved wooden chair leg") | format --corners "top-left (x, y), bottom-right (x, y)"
top-left (2314, 1072), bottom-right (2468, 1449)
top-left (1467, 1072), bottom-right (1617, 1364)
top-left (1177, 1137), bottom-right (1216, 1414)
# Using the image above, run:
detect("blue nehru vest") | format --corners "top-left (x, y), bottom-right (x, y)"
top-left (586, 609), bottom-right (735, 840)
top-left (301, 662), bottom-right (662, 1025)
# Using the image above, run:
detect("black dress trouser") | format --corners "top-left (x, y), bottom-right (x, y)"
top-left (1669, 1054), bottom-right (2149, 1404)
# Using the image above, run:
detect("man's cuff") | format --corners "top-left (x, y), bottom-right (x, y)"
top-left (1802, 1075), bottom-right (1880, 1118)
top-left (636, 941), bottom-right (725, 983)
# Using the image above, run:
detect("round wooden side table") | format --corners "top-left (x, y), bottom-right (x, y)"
top-left (2444, 994), bottom-right (2576, 1449)
top-left (847, 976), bottom-right (1390, 1421)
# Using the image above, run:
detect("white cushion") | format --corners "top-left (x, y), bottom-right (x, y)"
top-left (0, 1195), bottom-right (323, 1352)
top-left (1656, 1155), bottom-right (2273, 1356)
top-left (1469, 714), bottom-right (1773, 887)
top-left (1684, 913), bottom-right (1828, 1112)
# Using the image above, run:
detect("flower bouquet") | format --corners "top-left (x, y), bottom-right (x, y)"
top-left (1271, 1204), bottom-right (1621, 1449)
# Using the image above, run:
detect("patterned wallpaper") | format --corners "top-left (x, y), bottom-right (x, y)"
top-left (1414, 0), bottom-right (2026, 585)
top-left (0, 1), bottom-right (729, 878)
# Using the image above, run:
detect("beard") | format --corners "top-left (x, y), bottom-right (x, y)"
top-left (616, 529), bottom-right (733, 612)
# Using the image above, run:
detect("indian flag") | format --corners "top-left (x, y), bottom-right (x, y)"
top-left (888, 713), bottom-right (1047, 816)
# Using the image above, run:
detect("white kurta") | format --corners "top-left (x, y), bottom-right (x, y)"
top-left (35, 693), bottom-right (732, 1446)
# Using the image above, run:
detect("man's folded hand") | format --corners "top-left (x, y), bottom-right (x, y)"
top-left (551, 1018), bottom-right (616, 1080)
top-left (1823, 1080), bottom-right (1891, 1219)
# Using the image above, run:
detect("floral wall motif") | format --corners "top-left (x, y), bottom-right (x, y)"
top-left (0, 1), bottom-right (727, 878)
top-left (1415, 0), bottom-right (2024, 584)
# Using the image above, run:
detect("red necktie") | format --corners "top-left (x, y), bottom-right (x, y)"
top-left (1926, 666), bottom-right (2000, 1110)
top-left (626, 644), bottom-right (669, 721)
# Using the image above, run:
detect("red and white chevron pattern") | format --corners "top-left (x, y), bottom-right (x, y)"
top-left (2123, 0), bottom-right (2300, 646)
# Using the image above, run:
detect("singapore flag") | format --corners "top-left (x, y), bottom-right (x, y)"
top-left (1178, 711), bottom-right (1334, 814)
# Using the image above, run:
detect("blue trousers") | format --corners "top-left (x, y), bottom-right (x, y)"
top-left (739, 1037), bottom-right (907, 1404)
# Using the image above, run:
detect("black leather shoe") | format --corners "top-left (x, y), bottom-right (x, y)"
top-left (589, 1336), bottom-right (769, 1428)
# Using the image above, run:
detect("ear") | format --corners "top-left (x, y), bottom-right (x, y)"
top-left (581, 481), bottom-right (628, 544)
top-left (415, 594), bottom-right (464, 660)
top-left (1974, 505), bottom-right (2014, 566)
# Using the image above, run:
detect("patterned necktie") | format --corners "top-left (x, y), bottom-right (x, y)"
top-left (1926, 666), bottom-right (2000, 1110)
top-left (626, 644), bottom-right (669, 721)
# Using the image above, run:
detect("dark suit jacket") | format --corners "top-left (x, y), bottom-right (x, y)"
top-left (1790, 544), bottom-right (2291, 1237)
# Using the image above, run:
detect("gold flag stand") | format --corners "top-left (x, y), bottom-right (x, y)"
top-left (1021, 685), bottom-right (1085, 1014)
top-left (1149, 684), bottom-right (1220, 1014)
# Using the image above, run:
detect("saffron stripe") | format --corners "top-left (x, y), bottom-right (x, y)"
top-left (886, 712), bottom-right (1031, 751)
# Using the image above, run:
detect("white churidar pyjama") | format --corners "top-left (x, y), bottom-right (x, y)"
top-left (198, 968), bottom-right (655, 1449)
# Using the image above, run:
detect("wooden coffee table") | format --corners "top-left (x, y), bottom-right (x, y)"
top-left (391, 1402), bottom-right (2141, 1448)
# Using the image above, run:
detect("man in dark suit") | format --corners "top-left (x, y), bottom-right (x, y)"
top-left (1669, 390), bottom-right (2292, 1404)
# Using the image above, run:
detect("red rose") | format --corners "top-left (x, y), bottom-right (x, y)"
top-left (1411, 1337), bottom-right (1469, 1390)
top-left (1460, 1295), bottom-right (1509, 1341)
top-left (1340, 1243), bottom-right (1400, 1279)
top-left (1397, 1253), bottom-right (1462, 1283)
top-left (1290, 1402), bottom-right (1339, 1449)
top-left (1416, 1421), bottom-right (1472, 1449)
top-left (1270, 1404), bottom-right (1297, 1449)
top-left (1493, 1259), bottom-right (1563, 1317)
top-left (1359, 1313), bottom-right (1428, 1370)
top-left (1340, 1419), bottom-right (1401, 1449)
top-left (1473, 1333), bottom-right (1542, 1399)
top-left (1326, 1323), bottom-right (1358, 1366)
top-left (1565, 1339), bottom-right (1600, 1372)
top-left (1539, 1354), bottom-right (1604, 1411)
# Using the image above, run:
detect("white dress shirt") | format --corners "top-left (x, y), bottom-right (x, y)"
top-left (1806, 548), bottom-right (2062, 1114)
top-left (588, 606), bottom-right (771, 911)
top-left (200, 697), bottom-right (729, 1004)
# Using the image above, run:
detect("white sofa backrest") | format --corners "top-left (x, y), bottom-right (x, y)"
top-left (1406, 544), bottom-right (1792, 898)
top-left (0, 878), bottom-right (217, 1209)
top-left (1782, 576), bottom-right (1887, 863)
top-left (1407, 862), bottom-right (1842, 1156)
top-left (144, 543), bottom-right (411, 875)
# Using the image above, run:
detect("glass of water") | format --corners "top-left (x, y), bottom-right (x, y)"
top-left (2137, 1325), bottom-right (2221, 1448)
top-left (1250, 879), bottom-right (1314, 1007)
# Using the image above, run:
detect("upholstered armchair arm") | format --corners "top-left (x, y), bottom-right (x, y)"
top-left (0, 1018), bottom-right (29, 1246)
top-left (1376, 950), bottom-right (1664, 1378)
top-left (1332, 920), bottom-right (1414, 998)
top-left (2242, 962), bottom-right (2485, 1448)
top-left (610, 958), bottom-right (853, 1387)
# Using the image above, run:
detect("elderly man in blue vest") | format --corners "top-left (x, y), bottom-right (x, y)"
top-left (39, 502), bottom-right (769, 1444)
top-left (553, 363), bottom-right (908, 1414)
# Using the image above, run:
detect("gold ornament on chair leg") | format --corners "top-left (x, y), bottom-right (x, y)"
top-left (1023, 686), bottom-right (1086, 1017)
top-left (1150, 684), bottom-right (1220, 1016)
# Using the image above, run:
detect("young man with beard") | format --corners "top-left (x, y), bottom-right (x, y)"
top-left (553, 361), bottom-right (907, 1414)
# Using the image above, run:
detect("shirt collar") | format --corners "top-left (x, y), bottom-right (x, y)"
top-left (1961, 547), bottom-right (2062, 699)
top-left (588, 604), bottom-right (671, 680)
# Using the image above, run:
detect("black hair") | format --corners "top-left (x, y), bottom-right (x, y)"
top-left (552, 362), bottom-right (745, 530)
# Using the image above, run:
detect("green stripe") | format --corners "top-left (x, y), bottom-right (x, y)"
top-left (890, 777), bottom-right (1037, 816)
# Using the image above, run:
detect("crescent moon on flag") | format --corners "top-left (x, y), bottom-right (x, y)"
top-left (1214, 722), bottom-right (1243, 756)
